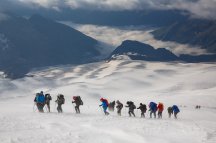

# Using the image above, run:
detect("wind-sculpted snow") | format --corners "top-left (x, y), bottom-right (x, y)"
top-left (0, 60), bottom-right (216, 143)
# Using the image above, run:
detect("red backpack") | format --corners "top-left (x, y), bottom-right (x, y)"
top-left (101, 98), bottom-right (109, 106)
top-left (158, 103), bottom-right (164, 112)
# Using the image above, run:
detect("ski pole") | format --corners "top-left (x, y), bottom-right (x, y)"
top-left (54, 102), bottom-right (57, 112)
top-left (72, 102), bottom-right (76, 113)
top-left (33, 102), bottom-right (37, 112)
top-left (44, 105), bottom-right (48, 113)
top-left (99, 106), bottom-right (104, 115)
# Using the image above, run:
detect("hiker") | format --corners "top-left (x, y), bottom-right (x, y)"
top-left (72, 96), bottom-right (83, 114)
top-left (99, 98), bottom-right (109, 115)
top-left (34, 91), bottom-right (45, 113)
top-left (157, 102), bottom-right (164, 119)
top-left (116, 100), bottom-right (123, 116)
top-left (167, 106), bottom-right (173, 118)
top-left (108, 101), bottom-right (115, 112)
top-left (45, 93), bottom-right (52, 112)
top-left (137, 103), bottom-right (147, 118)
top-left (149, 102), bottom-right (157, 118)
top-left (125, 101), bottom-right (136, 117)
top-left (55, 94), bottom-right (65, 113)
top-left (172, 105), bottom-right (180, 119)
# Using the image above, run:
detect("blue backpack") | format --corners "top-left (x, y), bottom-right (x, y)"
top-left (149, 102), bottom-right (157, 111)
top-left (36, 93), bottom-right (45, 103)
top-left (172, 105), bottom-right (180, 113)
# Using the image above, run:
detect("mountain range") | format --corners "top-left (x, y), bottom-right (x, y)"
top-left (152, 18), bottom-right (216, 53)
top-left (1, 13), bottom-right (216, 79)
top-left (0, 14), bottom-right (100, 78)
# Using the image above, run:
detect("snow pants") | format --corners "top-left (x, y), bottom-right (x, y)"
top-left (37, 103), bottom-right (45, 113)
top-left (150, 111), bottom-right (156, 118)
top-left (57, 104), bottom-right (63, 113)
top-left (129, 110), bottom-right (135, 117)
top-left (75, 105), bottom-right (80, 114)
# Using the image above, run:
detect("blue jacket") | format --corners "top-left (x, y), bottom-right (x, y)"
top-left (149, 102), bottom-right (157, 112)
top-left (100, 101), bottom-right (108, 110)
top-left (172, 105), bottom-right (180, 113)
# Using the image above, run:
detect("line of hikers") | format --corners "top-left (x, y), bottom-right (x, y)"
top-left (100, 98), bottom-right (180, 119)
top-left (34, 92), bottom-right (180, 119)
top-left (34, 91), bottom-right (83, 114)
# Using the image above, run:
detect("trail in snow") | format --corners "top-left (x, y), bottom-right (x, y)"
top-left (0, 60), bottom-right (216, 143)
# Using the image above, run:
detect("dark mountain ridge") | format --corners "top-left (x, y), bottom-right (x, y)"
top-left (109, 40), bottom-right (216, 63)
top-left (0, 14), bottom-right (100, 78)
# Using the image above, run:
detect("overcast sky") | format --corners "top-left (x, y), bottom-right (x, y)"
top-left (0, 0), bottom-right (216, 20)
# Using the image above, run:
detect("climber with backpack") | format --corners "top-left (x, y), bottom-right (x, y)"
top-left (137, 103), bottom-right (147, 118)
top-left (108, 101), bottom-right (115, 112)
top-left (157, 102), bottom-right (164, 119)
top-left (99, 98), bottom-right (109, 115)
top-left (34, 91), bottom-right (45, 113)
top-left (125, 101), bottom-right (136, 117)
top-left (45, 93), bottom-right (52, 112)
top-left (172, 105), bottom-right (180, 119)
top-left (55, 94), bottom-right (65, 113)
top-left (167, 106), bottom-right (173, 118)
top-left (116, 100), bottom-right (123, 116)
top-left (149, 102), bottom-right (157, 118)
top-left (72, 96), bottom-right (83, 114)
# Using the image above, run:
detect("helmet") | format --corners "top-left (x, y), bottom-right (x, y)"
top-left (100, 98), bottom-right (103, 101)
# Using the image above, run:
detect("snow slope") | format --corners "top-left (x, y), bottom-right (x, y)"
top-left (0, 60), bottom-right (216, 143)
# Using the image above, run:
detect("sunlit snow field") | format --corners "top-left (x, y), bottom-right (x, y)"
top-left (0, 60), bottom-right (216, 143)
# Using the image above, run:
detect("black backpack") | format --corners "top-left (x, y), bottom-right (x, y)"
top-left (77, 96), bottom-right (83, 105)
top-left (59, 94), bottom-right (65, 104)
top-left (45, 94), bottom-right (52, 101)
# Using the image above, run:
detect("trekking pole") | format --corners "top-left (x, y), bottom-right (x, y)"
top-left (45, 105), bottom-right (48, 113)
top-left (54, 102), bottom-right (57, 112)
top-left (72, 102), bottom-right (75, 113)
top-left (33, 102), bottom-right (37, 112)
top-left (99, 106), bottom-right (104, 115)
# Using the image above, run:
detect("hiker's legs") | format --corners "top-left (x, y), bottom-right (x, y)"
top-left (47, 102), bottom-right (50, 112)
top-left (141, 111), bottom-right (145, 118)
top-left (36, 103), bottom-right (40, 112)
top-left (150, 111), bottom-right (153, 118)
top-left (75, 106), bottom-right (78, 113)
top-left (174, 112), bottom-right (178, 119)
top-left (168, 113), bottom-right (171, 118)
top-left (37, 103), bottom-right (44, 113)
top-left (131, 111), bottom-right (135, 117)
top-left (57, 104), bottom-right (62, 113)
top-left (128, 111), bottom-right (132, 117)
top-left (103, 107), bottom-right (109, 115)
top-left (77, 105), bottom-right (80, 113)
top-left (154, 111), bottom-right (156, 118)
top-left (75, 106), bottom-right (80, 114)
top-left (59, 105), bottom-right (63, 113)
top-left (57, 105), bottom-right (60, 113)
top-left (117, 109), bottom-right (121, 116)
top-left (158, 112), bottom-right (162, 118)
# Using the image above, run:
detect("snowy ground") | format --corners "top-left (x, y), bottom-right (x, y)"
top-left (0, 60), bottom-right (216, 143)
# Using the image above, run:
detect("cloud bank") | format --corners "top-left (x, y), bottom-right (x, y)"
top-left (19, 0), bottom-right (216, 20)
top-left (0, 0), bottom-right (216, 20)
top-left (62, 22), bottom-right (208, 56)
